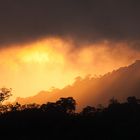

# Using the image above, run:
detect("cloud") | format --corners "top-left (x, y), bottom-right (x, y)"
top-left (0, 38), bottom-right (140, 101)
top-left (0, 0), bottom-right (140, 45)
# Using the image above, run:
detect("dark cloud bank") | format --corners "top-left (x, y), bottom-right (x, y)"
top-left (0, 0), bottom-right (140, 45)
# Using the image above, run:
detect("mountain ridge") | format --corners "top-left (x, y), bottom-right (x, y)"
top-left (16, 60), bottom-right (140, 110)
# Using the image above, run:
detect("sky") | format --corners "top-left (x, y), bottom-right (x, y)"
top-left (0, 0), bottom-right (140, 100)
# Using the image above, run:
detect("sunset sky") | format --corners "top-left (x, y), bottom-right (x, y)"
top-left (0, 0), bottom-right (140, 101)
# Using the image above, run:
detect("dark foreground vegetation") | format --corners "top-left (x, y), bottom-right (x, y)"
top-left (0, 93), bottom-right (140, 140)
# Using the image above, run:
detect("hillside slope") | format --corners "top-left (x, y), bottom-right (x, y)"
top-left (16, 60), bottom-right (140, 110)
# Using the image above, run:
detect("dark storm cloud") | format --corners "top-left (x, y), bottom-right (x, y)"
top-left (0, 0), bottom-right (140, 45)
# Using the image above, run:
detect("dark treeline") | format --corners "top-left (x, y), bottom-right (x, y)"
top-left (0, 94), bottom-right (140, 140)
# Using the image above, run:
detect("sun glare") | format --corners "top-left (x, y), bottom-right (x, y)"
top-left (21, 50), bottom-right (49, 63)
top-left (17, 39), bottom-right (65, 65)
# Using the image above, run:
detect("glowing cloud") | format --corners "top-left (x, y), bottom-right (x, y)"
top-left (0, 37), bottom-right (140, 102)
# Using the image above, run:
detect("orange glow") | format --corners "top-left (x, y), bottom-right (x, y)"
top-left (0, 38), bottom-right (140, 102)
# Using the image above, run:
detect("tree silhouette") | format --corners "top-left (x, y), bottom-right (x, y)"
top-left (81, 106), bottom-right (96, 116)
top-left (108, 97), bottom-right (120, 108)
top-left (0, 96), bottom-right (140, 139)
top-left (41, 102), bottom-right (58, 112)
top-left (0, 88), bottom-right (12, 104)
top-left (56, 97), bottom-right (76, 114)
top-left (127, 96), bottom-right (140, 104)
top-left (109, 97), bottom-right (119, 105)
top-left (11, 102), bottom-right (21, 111)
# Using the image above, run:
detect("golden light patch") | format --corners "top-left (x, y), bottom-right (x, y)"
top-left (21, 50), bottom-right (49, 63)
top-left (17, 39), bottom-right (65, 65)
